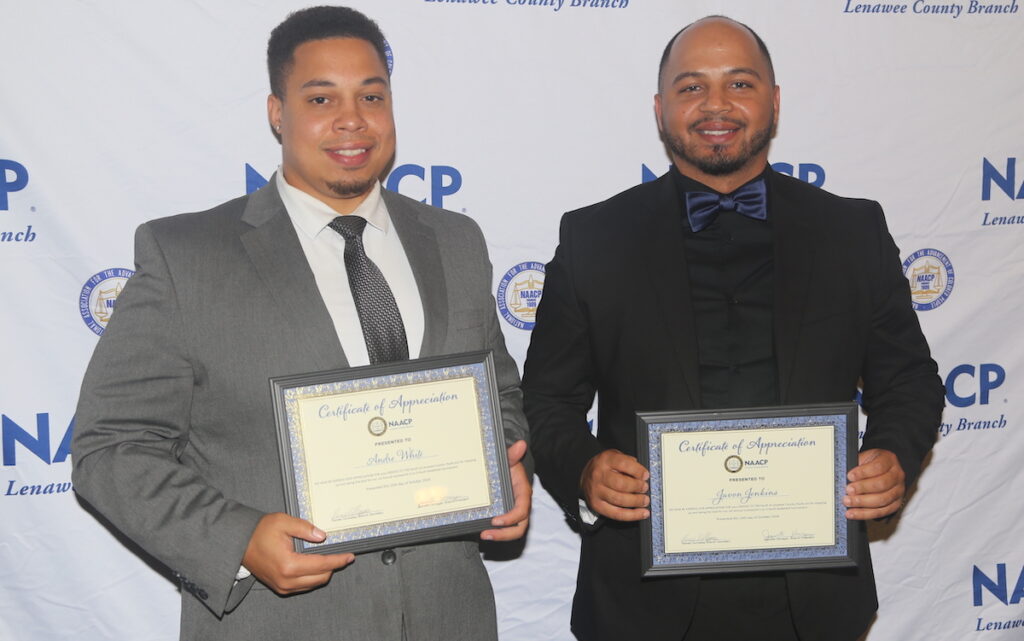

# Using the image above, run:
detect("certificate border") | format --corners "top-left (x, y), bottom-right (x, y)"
top-left (270, 350), bottom-right (513, 555)
top-left (637, 403), bottom-right (861, 577)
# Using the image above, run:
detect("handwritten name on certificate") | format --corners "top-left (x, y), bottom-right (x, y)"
top-left (660, 425), bottom-right (836, 554)
top-left (292, 377), bottom-right (490, 532)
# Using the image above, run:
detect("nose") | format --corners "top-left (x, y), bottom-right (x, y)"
top-left (332, 100), bottom-right (366, 131)
top-left (699, 85), bottom-right (730, 114)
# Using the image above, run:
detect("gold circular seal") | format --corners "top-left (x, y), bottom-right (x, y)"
top-left (367, 416), bottom-right (387, 437)
top-left (724, 455), bottom-right (743, 473)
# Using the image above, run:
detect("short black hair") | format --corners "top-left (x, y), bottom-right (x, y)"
top-left (267, 5), bottom-right (389, 98)
top-left (657, 15), bottom-right (775, 91)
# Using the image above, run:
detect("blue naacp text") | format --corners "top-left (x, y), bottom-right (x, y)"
top-left (771, 163), bottom-right (825, 187)
top-left (0, 159), bottom-right (29, 210)
top-left (246, 163), bottom-right (267, 194)
top-left (2, 414), bottom-right (74, 466)
top-left (641, 163), bottom-right (825, 187)
top-left (945, 363), bottom-right (1005, 408)
top-left (246, 164), bottom-right (464, 208)
top-left (384, 164), bottom-right (462, 208)
top-left (982, 157), bottom-right (1024, 201)
top-left (974, 564), bottom-right (1024, 606)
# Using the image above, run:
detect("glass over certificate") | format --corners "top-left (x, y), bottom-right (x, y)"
top-left (270, 351), bottom-right (513, 555)
top-left (637, 403), bottom-right (860, 576)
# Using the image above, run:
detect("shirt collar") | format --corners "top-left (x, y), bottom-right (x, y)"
top-left (275, 169), bottom-right (390, 240)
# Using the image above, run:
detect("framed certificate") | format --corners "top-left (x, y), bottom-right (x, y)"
top-left (637, 403), bottom-right (860, 577)
top-left (270, 351), bottom-right (513, 555)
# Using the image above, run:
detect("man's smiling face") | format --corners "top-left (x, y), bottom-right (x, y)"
top-left (268, 37), bottom-right (396, 214)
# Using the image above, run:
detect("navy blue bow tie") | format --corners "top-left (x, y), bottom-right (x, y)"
top-left (684, 178), bottom-right (768, 232)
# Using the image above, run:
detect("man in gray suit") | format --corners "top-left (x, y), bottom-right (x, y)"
top-left (72, 6), bottom-right (531, 640)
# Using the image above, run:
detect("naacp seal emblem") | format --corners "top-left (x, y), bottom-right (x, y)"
top-left (902, 248), bottom-right (954, 311)
top-left (368, 416), bottom-right (388, 437)
top-left (724, 455), bottom-right (743, 473)
top-left (383, 39), bottom-right (394, 74)
top-left (497, 261), bottom-right (545, 330)
top-left (79, 268), bottom-right (135, 336)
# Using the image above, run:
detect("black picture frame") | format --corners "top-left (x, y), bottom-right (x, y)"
top-left (270, 350), bottom-right (513, 555)
top-left (636, 402), bottom-right (861, 577)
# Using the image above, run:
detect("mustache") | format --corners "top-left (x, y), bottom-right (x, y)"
top-left (688, 117), bottom-right (745, 131)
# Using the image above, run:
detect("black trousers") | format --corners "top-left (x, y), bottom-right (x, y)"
top-left (684, 573), bottom-right (800, 641)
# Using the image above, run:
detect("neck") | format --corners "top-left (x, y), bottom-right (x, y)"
top-left (280, 168), bottom-right (375, 215)
top-left (674, 159), bottom-right (767, 194)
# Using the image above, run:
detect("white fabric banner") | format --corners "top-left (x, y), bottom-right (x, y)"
top-left (2, 1), bottom-right (1021, 639)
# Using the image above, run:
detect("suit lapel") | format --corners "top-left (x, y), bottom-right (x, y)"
top-left (640, 175), bottom-right (701, 408)
top-left (382, 190), bottom-right (449, 358)
top-left (770, 171), bottom-right (819, 403)
top-left (239, 177), bottom-right (348, 372)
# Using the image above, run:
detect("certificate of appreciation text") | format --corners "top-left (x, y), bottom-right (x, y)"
top-left (638, 404), bottom-right (859, 576)
top-left (271, 352), bottom-right (513, 554)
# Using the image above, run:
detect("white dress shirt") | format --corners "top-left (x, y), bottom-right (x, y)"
top-left (276, 170), bottom-right (425, 366)
top-left (235, 173), bottom-right (427, 582)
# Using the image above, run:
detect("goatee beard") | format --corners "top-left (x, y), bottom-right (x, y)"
top-left (326, 178), bottom-right (376, 199)
top-left (663, 116), bottom-right (774, 177)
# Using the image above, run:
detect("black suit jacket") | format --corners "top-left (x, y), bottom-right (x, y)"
top-left (522, 170), bottom-right (943, 641)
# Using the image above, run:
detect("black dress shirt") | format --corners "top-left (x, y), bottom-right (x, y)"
top-left (671, 166), bottom-right (797, 641)
top-left (672, 166), bottom-right (779, 409)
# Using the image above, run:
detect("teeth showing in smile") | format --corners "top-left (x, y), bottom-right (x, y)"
top-left (700, 130), bottom-right (733, 135)
top-left (332, 148), bottom-right (367, 157)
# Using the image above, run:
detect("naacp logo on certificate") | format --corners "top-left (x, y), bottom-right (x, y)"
top-left (79, 268), bottom-right (135, 336)
top-left (497, 261), bottom-right (545, 330)
top-left (368, 417), bottom-right (388, 437)
top-left (902, 248), bottom-right (954, 311)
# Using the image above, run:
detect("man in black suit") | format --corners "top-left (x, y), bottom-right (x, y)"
top-left (522, 15), bottom-right (943, 641)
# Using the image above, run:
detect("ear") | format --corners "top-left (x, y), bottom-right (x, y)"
top-left (653, 92), bottom-right (664, 135)
top-left (771, 84), bottom-right (780, 132)
top-left (267, 93), bottom-right (282, 134)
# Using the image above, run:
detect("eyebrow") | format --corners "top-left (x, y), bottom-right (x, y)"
top-left (299, 76), bottom-right (389, 90)
top-left (669, 67), bottom-right (763, 86)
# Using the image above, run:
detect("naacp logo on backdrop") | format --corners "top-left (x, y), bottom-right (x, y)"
top-left (642, 162), bottom-right (826, 187)
top-left (246, 163), bottom-right (464, 210)
top-left (981, 157), bottom-right (1024, 227)
top-left (1, 158), bottom-right (38, 244)
top-left (902, 248), bottom-right (954, 311)
top-left (79, 268), bottom-right (135, 336)
top-left (497, 262), bottom-right (545, 330)
top-left (971, 562), bottom-right (1024, 632)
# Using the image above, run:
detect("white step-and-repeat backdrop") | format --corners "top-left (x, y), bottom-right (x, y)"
top-left (2, 1), bottom-right (1022, 639)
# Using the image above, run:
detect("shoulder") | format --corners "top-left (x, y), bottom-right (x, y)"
top-left (130, 193), bottom-right (261, 271)
top-left (562, 177), bottom-right (665, 230)
top-left (382, 188), bottom-right (477, 226)
top-left (771, 170), bottom-right (883, 219)
top-left (142, 193), bottom-right (252, 240)
top-left (382, 188), bottom-right (484, 240)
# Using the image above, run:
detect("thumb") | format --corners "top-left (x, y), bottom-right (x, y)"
top-left (507, 439), bottom-right (528, 467)
top-left (858, 448), bottom-right (881, 465)
top-left (279, 514), bottom-right (327, 543)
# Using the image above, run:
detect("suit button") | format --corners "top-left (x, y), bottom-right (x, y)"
top-left (381, 549), bottom-right (397, 565)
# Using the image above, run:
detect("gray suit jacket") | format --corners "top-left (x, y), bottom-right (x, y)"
top-left (72, 179), bottom-right (527, 641)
